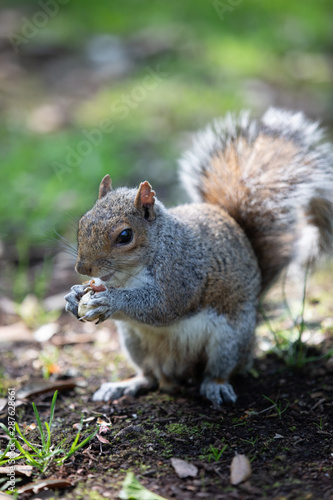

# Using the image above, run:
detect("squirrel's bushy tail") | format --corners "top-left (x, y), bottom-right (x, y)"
top-left (179, 108), bottom-right (333, 290)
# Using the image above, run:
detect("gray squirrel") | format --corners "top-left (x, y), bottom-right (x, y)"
top-left (65, 108), bottom-right (333, 407)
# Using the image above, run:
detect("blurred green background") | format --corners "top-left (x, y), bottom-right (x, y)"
top-left (0, 0), bottom-right (332, 297)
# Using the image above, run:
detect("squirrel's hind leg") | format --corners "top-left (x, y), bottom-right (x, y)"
top-left (199, 306), bottom-right (256, 407)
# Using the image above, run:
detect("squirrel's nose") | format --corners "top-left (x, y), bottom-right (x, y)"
top-left (75, 260), bottom-right (93, 276)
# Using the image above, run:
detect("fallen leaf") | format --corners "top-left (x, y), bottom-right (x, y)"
top-left (274, 433), bottom-right (284, 439)
top-left (230, 454), bottom-right (252, 485)
top-left (0, 465), bottom-right (33, 477)
top-left (25, 423), bottom-right (37, 431)
top-left (119, 472), bottom-right (167, 500)
top-left (83, 416), bottom-right (96, 423)
top-left (0, 322), bottom-right (34, 343)
top-left (97, 417), bottom-right (110, 425)
top-left (16, 379), bottom-right (79, 399)
top-left (96, 433), bottom-right (111, 444)
top-left (310, 392), bottom-right (324, 399)
top-left (0, 493), bottom-right (12, 499)
top-left (99, 424), bottom-right (111, 434)
top-left (17, 478), bottom-right (73, 494)
top-left (170, 457), bottom-right (198, 479)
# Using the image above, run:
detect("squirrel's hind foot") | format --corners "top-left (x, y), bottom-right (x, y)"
top-left (200, 378), bottom-right (237, 407)
top-left (92, 375), bottom-right (158, 402)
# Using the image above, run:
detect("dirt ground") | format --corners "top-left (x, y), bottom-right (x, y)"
top-left (0, 260), bottom-right (333, 500)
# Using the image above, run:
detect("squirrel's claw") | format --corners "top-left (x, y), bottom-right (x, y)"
top-left (64, 292), bottom-right (79, 318)
top-left (70, 284), bottom-right (87, 300)
top-left (87, 290), bottom-right (111, 307)
top-left (80, 305), bottom-right (111, 323)
top-left (64, 284), bottom-right (87, 319)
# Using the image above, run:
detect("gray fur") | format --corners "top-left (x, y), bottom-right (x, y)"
top-left (179, 108), bottom-right (333, 274)
top-left (65, 108), bottom-right (333, 407)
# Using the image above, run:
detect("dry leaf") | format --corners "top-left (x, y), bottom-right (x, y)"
top-left (0, 465), bottom-right (33, 477)
top-left (170, 458), bottom-right (198, 478)
top-left (16, 379), bottom-right (79, 399)
top-left (17, 478), bottom-right (73, 494)
top-left (25, 423), bottom-right (37, 431)
top-left (99, 424), bottom-right (111, 434)
top-left (97, 417), bottom-right (110, 425)
top-left (0, 321), bottom-right (34, 343)
top-left (96, 433), bottom-right (111, 444)
top-left (0, 493), bottom-right (13, 500)
top-left (83, 416), bottom-right (96, 423)
top-left (230, 454), bottom-right (252, 485)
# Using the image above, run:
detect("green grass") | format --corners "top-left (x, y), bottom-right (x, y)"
top-left (1, 0), bottom-right (332, 259)
top-left (119, 471), bottom-right (168, 500)
top-left (262, 395), bottom-right (290, 420)
top-left (0, 391), bottom-right (97, 476)
top-left (207, 443), bottom-right (228, 462)
top-left (259, 267), bottom-right (333, 369)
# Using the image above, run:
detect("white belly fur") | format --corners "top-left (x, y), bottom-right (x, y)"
top-left (115, 304), bottom-right (256, 384)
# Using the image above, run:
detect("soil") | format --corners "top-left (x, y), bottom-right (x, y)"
top-left (0, 265), bottom-right (333, 500)
top-left (0, 259), bottom-right (333, 500)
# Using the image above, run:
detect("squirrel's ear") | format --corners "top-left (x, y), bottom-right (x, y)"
top-left (134, 181), bottom-right (156, 221)
top-left (99, 175), bottom-right (112, 199)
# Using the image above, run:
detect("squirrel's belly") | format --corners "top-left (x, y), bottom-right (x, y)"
top-left (123, 308), bottom-right (233, 382)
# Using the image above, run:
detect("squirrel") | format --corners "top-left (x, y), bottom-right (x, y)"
top-left (65, 108), bottom-right (333, 407)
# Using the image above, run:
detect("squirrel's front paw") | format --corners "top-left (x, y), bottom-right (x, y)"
top-left (78, 290), bottom-right (114, 323)
top-left (64, 284), bottom-right (87, 318)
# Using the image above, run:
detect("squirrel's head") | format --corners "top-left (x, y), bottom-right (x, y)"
top-left (75, 175), bottom-right (158, 286)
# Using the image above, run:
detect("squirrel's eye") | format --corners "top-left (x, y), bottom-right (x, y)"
top-left (116, 229), bottom-right (133, 245)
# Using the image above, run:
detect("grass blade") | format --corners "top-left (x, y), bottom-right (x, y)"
top-left (15, 423), bottom-right (40, 456)
top-left (0, 423), bottom-right (10, 435)
top-left (32, 402), bottom-right (46, 450)
top-left (14, 440), bottom-right (40, 469)
top-left (61, 428), bottom-right (97, 461)
top-left (49, 391), bottom-right (58, 428)
top-left (45, 421), bottom-right (51, 453)
top-left (69, 417), bottom-right (84, 453)
top-left (0, 443), bottom-right (11, 464)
